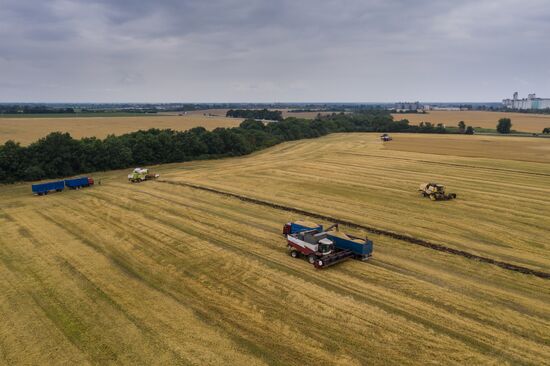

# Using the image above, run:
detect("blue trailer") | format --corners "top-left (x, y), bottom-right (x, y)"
top-left (287, 221), bottom-right (323, 235)
top-left (32, 180), bottom-right (65, 195)
top-left (326, 233), bottom-right (373, 258)
top-left (64, 177), bottom-right (94, 189)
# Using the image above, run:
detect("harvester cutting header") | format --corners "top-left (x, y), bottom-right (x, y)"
top-left (283, 220), bottom-right (373, 268)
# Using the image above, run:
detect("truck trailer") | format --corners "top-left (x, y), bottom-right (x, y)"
top-left (283, 220), bottom-right (373, 268)
top-left (32, 177), bottom-right (94, 196)
top-left (64, 177), bottom-right (94, 189)
top-left (32, 180), bottom-right (65, 195)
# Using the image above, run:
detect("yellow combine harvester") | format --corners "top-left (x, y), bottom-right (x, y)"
top-left (419, 183), bottom-right (457, 201)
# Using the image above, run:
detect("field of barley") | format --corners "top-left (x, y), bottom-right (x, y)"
top-left (0, 114), bottom-right (242, 145)
top-left (393, 110), bottom-right (550, 133)
top-left (0, 133), bottom-right (548, 365)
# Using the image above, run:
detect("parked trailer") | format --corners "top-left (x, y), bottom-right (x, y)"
top-left (32, 180), bottom-right (65, 196)
top-left (64, 177), bottom-right (94, 189)
top-left (283, 220), bottom-right (373, 268)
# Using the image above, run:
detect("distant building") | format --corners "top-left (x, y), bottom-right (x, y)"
top-left (430, 107), bottom-right (463, 111)
top-left (393, 101), bottom-right (422, 111)
top-left (419, 105), bottom-right (468, 111)
top-left (503, 92), bottom-right (550, 110)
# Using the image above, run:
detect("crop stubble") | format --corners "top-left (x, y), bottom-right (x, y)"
top-left (0, 133), bottom-right (548, 365)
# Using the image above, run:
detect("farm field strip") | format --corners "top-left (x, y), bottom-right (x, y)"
top-left (156, 179), bottom-right (550, 278)
top-left (0, 114), bottom-right (243, 145)
top-left (393, 110), bottom-right (550, 133)
top-left (338, 152), bottom-right (550, 177)
top-left (382, 134), bottom-right (550, 163)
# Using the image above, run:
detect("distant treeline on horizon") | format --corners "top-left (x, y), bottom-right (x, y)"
top-left (1, 102), bottom-right (530, 116)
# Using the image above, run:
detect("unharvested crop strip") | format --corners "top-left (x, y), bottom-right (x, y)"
top-left (157, 179), bottom-right (550, 279)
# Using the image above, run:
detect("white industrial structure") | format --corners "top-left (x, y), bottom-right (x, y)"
top-left (393, 101), bottom-right (422, 111)
top-left (503, 92), bottom-right (550, 110)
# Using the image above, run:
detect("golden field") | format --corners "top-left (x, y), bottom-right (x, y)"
top-left (393, 110), bottom-right (550, 133)
top-left (0, 114), bottom-right (242, 145)
top-left (0, 133), bottom-right (549, 365)
top-left (384, 134), bottom-right (550, 163)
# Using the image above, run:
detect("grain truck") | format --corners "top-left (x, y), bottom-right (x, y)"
top-left (283, 220), bottom-right (373, 268)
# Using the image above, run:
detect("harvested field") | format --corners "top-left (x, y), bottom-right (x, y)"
top-left (1, 133), bottom-right (549, 365)
top-left (162, 133), bottom-right (550, 272)
top-left (383, 134), bottom-right (550, 163)
top-left (393, 110), bottom-right (550, 133)
top-left (0, 114), bottom-right (242, 145)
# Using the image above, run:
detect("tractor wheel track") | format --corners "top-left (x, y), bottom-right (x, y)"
top-left (156, 180), bottom-right (549, 279)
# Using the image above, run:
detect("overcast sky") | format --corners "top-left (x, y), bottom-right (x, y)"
top-left (0, 0), bottom-right (549, 103)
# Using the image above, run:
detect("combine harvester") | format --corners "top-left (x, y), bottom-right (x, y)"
top-left (380, 133), bottom-right (393, 141)
top-left (419, 182), bottom-right (457, 201)
top-left (283, 220), bottom-right (373, 268)
top-left (128, 168), bottom-right (160, 183)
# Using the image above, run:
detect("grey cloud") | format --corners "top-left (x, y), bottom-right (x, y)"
top-left (0, 0), bottom-right (549, 102)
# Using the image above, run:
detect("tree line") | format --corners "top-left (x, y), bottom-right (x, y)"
top-left (0, 105), bottom-right (76, 114)
top-left (1, 111), bottom-right (468, 183)
top-left (226, 109), bottom-right (283, 121)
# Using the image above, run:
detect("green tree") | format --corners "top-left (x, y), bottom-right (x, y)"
top-left (0, 140), bottom-right (25, 182)
top-left (465, 126), bottom-right (475, 135)
top-left (23, 166), bottom-right (45, 181)
top-left (497, 118), bottom-right (512, 134)
top-left (240, 119), bottom-right (265, 130)
top-left (542, 127), bottom-right (550, 134)
top-left (458, 121), bottom-right (466, 133)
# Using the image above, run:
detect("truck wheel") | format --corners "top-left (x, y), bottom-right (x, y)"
top-left (290, 250), bottom-right (299, 258)
top-left (308, 255), bottom-right (316, 264)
